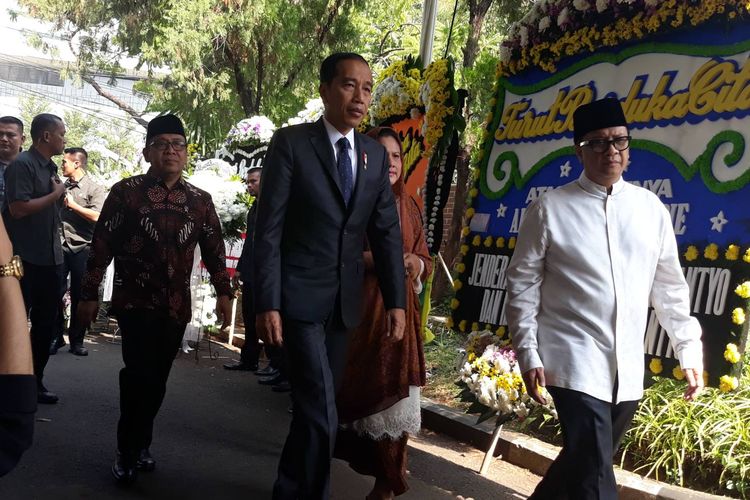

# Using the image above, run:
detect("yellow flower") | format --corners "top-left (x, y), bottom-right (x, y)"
top-left (496, 237), bottom-right (505, 248)
top-left (453, 279), bottom-right (463, 291)
top-left (445, 316), bottom-right (454, 329)
top-left (461, 226), bottom-right (470, 237)
top-left (724, 343), bottom-right (741, 364)
top-left (471, 322), bottom-right (479, 332)
top-left (672, 366), bottom-right (685, 380)
top-left (496, 326), bottom-right (506, 337)
top-left (450, 298), bottom-right (459, 310)
top-left (704, 243), bottom-right (719, 260)
top-left (649, 358), bottom-right (663, 374)
top-left (469, 188), bottom-right (478, 198)
top-left (703, 371), bottom-right (710, 386)
top-left (483, 236), bottom-right (494, 247)
top-left (735, 282), bottom-right (750, 299)
top-left (508, 237), bottom-right (517, 250)
top-left (720, 375), bottom-right (739, 393)
top-left (726, 244), bottom-right (740, 260)
top-left (459, 320), bottom-right (467, 332)
top-left (468, 352), bottom-right (476, 362)
top-left (460, 244), bottom-right (469, 256)
top-left (472, 235), bottom-right (481, 246)
top-left (465, 208), bottom-right (475, 219)
top-left (684, 245), bottom-right (699, 261)
top-left (732, 308), bottom-right (746, 325)
top-left (744, 248), bottom-right (750, 263)
top-left (455, 263), bottom-right (466, 273)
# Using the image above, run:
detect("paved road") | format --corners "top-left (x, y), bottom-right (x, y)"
top-left (0, 330), bottom-right (534, 499)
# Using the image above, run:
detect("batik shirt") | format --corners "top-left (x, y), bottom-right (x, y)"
top-left (80, 172), bottom-right (232, 323)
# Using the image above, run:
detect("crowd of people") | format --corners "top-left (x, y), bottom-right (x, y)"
top-left (0, 51), bottom-right (705, 500)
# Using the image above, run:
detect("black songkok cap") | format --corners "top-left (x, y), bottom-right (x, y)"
top-left (146, 114), bottom-right (186, 144)
top-left (573, 97), bottom-right (628, 145)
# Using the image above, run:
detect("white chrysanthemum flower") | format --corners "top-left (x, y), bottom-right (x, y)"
top-left (596, 0), bottom-right (609, 12)
top-left (557, 7), bottom-right (570, 26)
top-left (520, 25), bottom-right (529, 47)
top-left (573, 0), bottom-right (590, 10)
top-left (538, 16), bottom-right (551, 32)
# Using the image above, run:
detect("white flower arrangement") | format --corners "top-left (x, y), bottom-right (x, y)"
top-left (187, 160), bottom-right (251, 240)
top-left (458, 330), bottom-right (557, 424)
top-left (225, 115), bottom-right (276, 151)
top-left (283, 98), bottom-right (325, 127)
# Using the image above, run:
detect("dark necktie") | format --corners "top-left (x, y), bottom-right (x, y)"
top-left (336, 137), bottom-right (353, 206)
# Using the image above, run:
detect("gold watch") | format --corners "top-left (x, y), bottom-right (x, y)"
top-left (0, 255), bottom-right (23, 280)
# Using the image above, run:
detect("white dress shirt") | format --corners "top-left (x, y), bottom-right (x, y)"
top-left (507, 173), bottom-right (703, 403)
top-left (323, 118), bottom-right (358, 186)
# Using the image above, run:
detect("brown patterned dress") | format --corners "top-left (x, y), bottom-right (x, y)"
top-left (336, 185), bottom-right (432, 496)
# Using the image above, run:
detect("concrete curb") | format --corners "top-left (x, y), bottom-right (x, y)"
top-left (420, 399), bottom-right (730, 500)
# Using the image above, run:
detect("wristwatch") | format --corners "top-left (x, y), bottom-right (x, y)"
top-left (0, 255), bottom-right (23, 280)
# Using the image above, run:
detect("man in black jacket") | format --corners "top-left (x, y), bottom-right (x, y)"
top-left (224, 166), bottom-right (262, 371)
top-left (254, 53), bottom-right (406, 499)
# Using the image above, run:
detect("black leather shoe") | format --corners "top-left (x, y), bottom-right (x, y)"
top-left (69, 345), bottom-right (89, 356)
top-left (49, 337), bottom-right (66, 355)
top-left (112, 451), bottom-right (137, 485)
top-left (254, 365), bottom-right (279, 377)
top-left (223, 362), bottom-right (258, 371)
top-left (271, 381), bottom-right (291, 393)
top-left (37, 388), bottom-right (59, 405)
top-left (136, 448), bottom-right (156, 472)
top-left (258, 374), bottom-right (285, 386)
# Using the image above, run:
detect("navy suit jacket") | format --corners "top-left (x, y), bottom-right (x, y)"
top-left (253, 119), bottom-right (406, 329)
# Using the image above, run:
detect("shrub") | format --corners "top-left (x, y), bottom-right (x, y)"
top-left (621, 360), bottom-right (750, 498)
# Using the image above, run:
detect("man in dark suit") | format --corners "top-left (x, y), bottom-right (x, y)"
top-left (254, 52), bottom-right (407, 499)
top-left (224, 166), bottom-right (263, 371)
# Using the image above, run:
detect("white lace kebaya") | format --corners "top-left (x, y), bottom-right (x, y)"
top-left (506, 172), bottom-right (703, 404)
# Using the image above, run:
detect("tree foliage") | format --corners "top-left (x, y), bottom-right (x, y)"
top-left (18, 0), bottom-right (378, 149)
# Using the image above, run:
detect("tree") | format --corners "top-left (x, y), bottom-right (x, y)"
top-left (17, 0), bottom-right (378, 150)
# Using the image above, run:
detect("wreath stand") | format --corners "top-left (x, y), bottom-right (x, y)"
top-left (479, 423), bottom-right (504, 475)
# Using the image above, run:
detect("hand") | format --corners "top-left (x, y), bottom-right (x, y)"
top-left (231, 271), bottom-right (242, 290)
top-left (215, 295), bottom-right (233, 330)
top-left (385, 308), bottom-right (405, 342)
top-left (522, 367), bottom-right (547, 405)
top-left (403, 253), bottom-right (421, 281)
top-left (76, 300), bottom-right (99, 329)
top-left (51, 176), bottom-right (65, 198)
top-left (256, 310), bottom-right (283, 347)
top-left (64, 193), bottom-right (77, 209)
top-left (682, 367), bottom-right (703, 401)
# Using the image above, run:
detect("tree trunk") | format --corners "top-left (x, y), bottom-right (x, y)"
top-left (433, 0), bottom-right (494, 301)
top-left (462, 0), bottom-right (493, 69)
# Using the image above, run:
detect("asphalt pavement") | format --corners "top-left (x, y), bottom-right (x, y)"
top-left (0, 329), bottom-right (534, 499)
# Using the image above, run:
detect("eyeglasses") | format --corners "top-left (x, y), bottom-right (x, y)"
top-left (578, 136), bottom-right (631, 153)
top-left (148, 140), bottom-right (188, 152)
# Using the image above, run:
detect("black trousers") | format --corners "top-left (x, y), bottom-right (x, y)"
top-left (239, 283), bottom-right (260, 366)
top-left (20, 261), bottom-right (63, 387)
top-left (115, 310), bottom-right (186, 457)
top-left (529, 386), bottom-right (639, 500)
top-left (272, 315), bottom-right (349, 500)
top-left (56, 246), bottom-right (90, 347)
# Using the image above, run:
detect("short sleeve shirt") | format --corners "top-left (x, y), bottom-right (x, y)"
top-left (3, 148), bottom-right (63, 266)
top-left (61, 174), bottom-right (106, 253)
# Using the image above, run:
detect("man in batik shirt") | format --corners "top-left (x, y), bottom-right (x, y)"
top-left (78, 114), bottom-right (233, 485)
